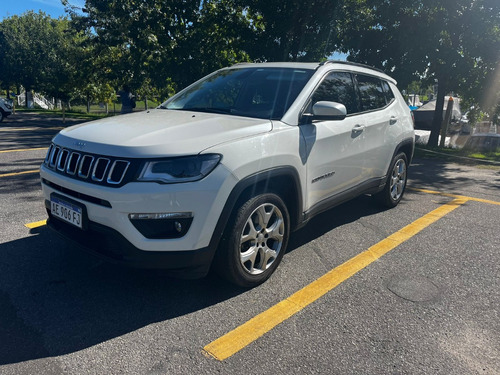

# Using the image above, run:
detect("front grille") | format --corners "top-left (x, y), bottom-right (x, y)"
top-left (44, 143), bottom-right (138, 187)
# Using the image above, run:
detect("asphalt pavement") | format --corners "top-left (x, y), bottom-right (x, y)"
top-left (0, 112), bottom-right (499, 374)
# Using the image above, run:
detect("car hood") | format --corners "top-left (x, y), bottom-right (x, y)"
top-left (53, 109), bottom-right (272, 157)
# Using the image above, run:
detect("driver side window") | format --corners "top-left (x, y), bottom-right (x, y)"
top-left (311, 72), bottom-right (359, 115)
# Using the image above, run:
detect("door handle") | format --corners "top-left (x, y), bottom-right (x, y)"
top-left (352, 124), bottom-right (365, 133)
top-left (390, 116), bottom-right (398, 125)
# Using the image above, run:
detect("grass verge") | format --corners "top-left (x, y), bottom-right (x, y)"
top-left (14, 108), bottom-right (110, 120)
top-left (415, 146), bottom-right (500, 165)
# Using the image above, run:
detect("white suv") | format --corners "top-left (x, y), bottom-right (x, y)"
top-left (40, 61), bottom-right (414, 287)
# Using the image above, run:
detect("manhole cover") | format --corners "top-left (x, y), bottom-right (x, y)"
top-left (387, 275), bottom-right (440, 302)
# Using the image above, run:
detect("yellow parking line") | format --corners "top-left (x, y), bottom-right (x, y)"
top-left (0, 147), bottom-right (47, 153)
top-left (25, 220), bottom-right (47, 229)
top-left (0, 127), bottom-right (63, 132)
top-left (409, 187), bottom-right (500, 206)
top-left (0, 170), bottom-right (39, 178)
top-left (203, 198), bottom-right (468, 361)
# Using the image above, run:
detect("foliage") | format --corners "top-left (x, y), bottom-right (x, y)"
top-left (0, 11), bottom-right (82, 103)
top-left (1, 0), bottom-right (498, 129)
top-left (415, 145), bottom-right (500, 163)
top-left (238, 0), bottom-right (344, 62)
top-left (341, 0), bottom-right (500, 147)
top-left (68, 0), bottom-right (199, 90)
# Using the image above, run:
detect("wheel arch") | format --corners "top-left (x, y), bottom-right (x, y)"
top-left (394, 137), bottom-right (415, 165)
top-left (207, 166), bottom-right (303, 259)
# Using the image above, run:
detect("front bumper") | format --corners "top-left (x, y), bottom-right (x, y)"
top-left (40, 163), bottom-right (238, 273)
top-left (45, 210), bottom-right (214, 278)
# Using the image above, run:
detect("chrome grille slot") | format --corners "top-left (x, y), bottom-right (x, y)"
top-left (78, 155), bottom-right (94, 178)
top-left (107, 160), bottom-right (130, 185)
top-left (66, 152), bottom-right (81, 175)
top-left (57, 149), bottom-right (70, 171)
top-left (49, 146), bottom-right (60, 168)
top-left (92, 158), bottom-right (110, 182)
top-left (45, 143), bottom-right (134, 187)
top-left (45, 144), bottom-right (54, 165)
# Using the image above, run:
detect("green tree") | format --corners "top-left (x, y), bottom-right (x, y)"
top-left (67, 0), bottom-right (355, 92)
top-left (172, 0), bottom-right (251, 88)
top-left (67, 0), bottom-right (202, 92)
top-left (341, 0), bottom-right (500, 146)
top-left (0, 11), bottom-right (80, 106)
top-left (239, 0), bottom-right (346, 62)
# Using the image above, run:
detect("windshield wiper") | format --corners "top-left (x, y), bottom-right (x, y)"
top-left (185, 107), bottom-right (232, 115)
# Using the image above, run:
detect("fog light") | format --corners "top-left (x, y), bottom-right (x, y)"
top-left (174, 221), bottom-right (182, 233)
top-left (129, 212), bottom-right (193, 239)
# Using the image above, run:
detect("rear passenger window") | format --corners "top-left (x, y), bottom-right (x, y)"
top-left (356, 75), bottom-right (387, 111)
top-left (311, 72), bottom-right (358, 115)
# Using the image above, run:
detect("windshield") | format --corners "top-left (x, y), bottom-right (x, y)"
top-left (161, 67), bottom-right (314, 120)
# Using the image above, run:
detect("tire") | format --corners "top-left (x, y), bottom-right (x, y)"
top-left (0, 110), bottom-right (4, 123)
top-left (215, 193), bottom-right (290, 288)
top-left (376, 152), bottom-right (408, 208)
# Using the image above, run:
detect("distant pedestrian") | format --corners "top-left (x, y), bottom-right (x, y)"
top-left (118, 85), bottom-right (136, 114)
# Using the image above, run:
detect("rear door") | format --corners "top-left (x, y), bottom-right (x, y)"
top-left (354, 74), bottom-right (399, 179)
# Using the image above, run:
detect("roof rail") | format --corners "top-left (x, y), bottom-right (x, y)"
top-left (320, 60), bottom-right (385, 74)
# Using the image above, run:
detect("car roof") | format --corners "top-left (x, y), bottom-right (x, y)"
top-left (230, 62), bottom-right (320, 70)
top-left (229, 61), bottom-right (397, 84)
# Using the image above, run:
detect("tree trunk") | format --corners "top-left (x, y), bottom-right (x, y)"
top-left (427, 78), bottom-right (447, 147)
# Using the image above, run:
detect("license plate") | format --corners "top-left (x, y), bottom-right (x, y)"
top-left (51, 196), bottom-right (83, 229)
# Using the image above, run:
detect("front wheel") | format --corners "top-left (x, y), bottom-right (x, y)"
top-left (375, 152), bottom-right (408, 208)
top-left (215, 193), bottom-right (290, 288)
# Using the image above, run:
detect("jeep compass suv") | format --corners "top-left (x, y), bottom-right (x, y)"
top-left (40, 61), bottom-right (415, 287)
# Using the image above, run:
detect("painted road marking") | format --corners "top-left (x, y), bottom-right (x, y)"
top-left (25, 220), bottom-right (47, 229)
top-left (0, 147), bottom-right (47, 153)
top-left (0, 170), bottom-right (39, 178)
top-left (203, 198), bottom-right (469, 361)
top-left (0, 127), bottom-right (63, 132)
top-left (409, 187), bottom-right (500, 206)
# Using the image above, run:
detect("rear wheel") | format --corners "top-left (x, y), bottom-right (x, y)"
top-left (215, 193), bottom-right (290, 288)
top-left (376, 152), bottom-right (408, 208)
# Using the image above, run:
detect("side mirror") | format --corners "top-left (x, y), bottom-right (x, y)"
top-left (312, 101), bottom-right (347, 121)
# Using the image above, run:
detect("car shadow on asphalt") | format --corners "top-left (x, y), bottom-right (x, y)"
top-left (287, 195), bottom-right (386, 252)
top-left (0, 170), bottom-right (42, 196)
top-left (0, 226), bottom-right (243, 365)
top-left (0, 195), bottom-right (392, 366)
top-left (409, 156), bottom-right (500, 192)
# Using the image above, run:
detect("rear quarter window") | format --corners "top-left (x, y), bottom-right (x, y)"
top-left (356, 74), bottom-right (387, 111)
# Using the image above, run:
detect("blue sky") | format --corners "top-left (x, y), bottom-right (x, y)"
top-left (1, 0), bottom-right (85, 20)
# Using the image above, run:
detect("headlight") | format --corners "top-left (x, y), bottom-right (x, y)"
top-left (137, 154), bottom-right (221, 183)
